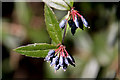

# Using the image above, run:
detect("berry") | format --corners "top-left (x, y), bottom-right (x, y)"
top-left (71, 24), bottom-right (77, 35)
top-left (78, 17), bottom-right (84, 30)
top-left (59, 56), bottom-right (64, 67)
top-left (67, 54), bottom-right (75, 63)
top-left (64, 57), bottom-right (69, 65)
top-left (74, 16), bottom-right (79, 28)
top-left (59, 19), bottom-right (67, 29)
top-left (48, 50), bottom-right (55, 56)
top-left (68, 19), bottom-right (78, 35)
top-left (50, 56), bottom-right (58, 66)
top-left (67, 57), bottom-right (75, 67)
top-left (80, 15), bottom-right (88, 27)
top-left (68, 19), bottom-right (73, 28)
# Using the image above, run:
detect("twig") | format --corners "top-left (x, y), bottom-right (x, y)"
top-left (62, 20), bottom-right (68, 44)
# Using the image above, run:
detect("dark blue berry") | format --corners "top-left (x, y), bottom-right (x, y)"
top-left (59, 56), bottom-right (64, 67)
top-left (68, 19), bottom-right (78, 35)
top-left (44, 55), bottom-right (50, 61)
top-left (59, 19), bottom-right (67, 29)
top-left (64, 57), bottom-right (69, 65)
top-left (74, 16), bottom-right (79, 28)
top-left (81, 16), bottom-right (88, 27)
top-left (54, 64), bottom-right (60, 71)
top-left (48, 50), bottom-right (55, 56)
top-left (55, 57), bottom-right (59, 65)
top-left (68, 19), bottom-right (73, 28)
top-left (78, 17), bottom-right (84, 30)
top-left (63, 57), bottom-right (68, 71)
top-left (50, 56), bottom-right (58, 66)
top-left (67, 57), bottom-right (75, 67)
top-left (71, 24), bottom-right (77, 35)
top-left (68, 54), bottom-right (75, 63)
top-left (50, 55), bottom-right (55, 62)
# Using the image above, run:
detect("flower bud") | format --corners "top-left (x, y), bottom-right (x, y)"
top-left (78, 18), bottom-right (84, 30)
top-left (67, 57), bottom-right (75, 67)
top-left (44, 55), bottom-right (50, 61)
top-left (64, 57), bottom-right (69, 65)
top-left (59, 56), bottom-right (64, 67)
top-left (63, 64), bottom-right (67, 71)
top-left (63, 58), bottom-right (68, 71)
top-left (59, 19), bottom-right (67, 29)
top-left (55, 57), bottom-right (59, 65)
top-left (50, 55), bottom-right (55, 62)
top-left (67, 55), bottom-right (75, 63)
top-left (68, 19), bottom-right (78, 35)
top-left (68, 19), bottom-right (73, 28)
top-left (74, 16), bottom-right (79, 28)
top-left (50, 56), bottom-right (58, 66)
top-left (81, 16), bottom-right (88, 27)
top-left (71, 24), bottom-right (77, 35)
top-left (54, 57), bottom-right (60, 71)
top-left (48, 50), bottom-right (55, 56)
top-left (54, 64), bottom-right (60, 71)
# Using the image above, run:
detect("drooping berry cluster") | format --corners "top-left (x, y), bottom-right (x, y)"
top-left (59, 7), bottom-right (90, 35)
top-left (44, 44), bottom-right (75, 72)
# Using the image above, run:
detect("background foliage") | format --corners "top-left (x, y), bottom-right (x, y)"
top-left (1, 1), bottom-right (119, 79)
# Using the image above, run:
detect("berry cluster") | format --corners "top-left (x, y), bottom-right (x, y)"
top-left (59, 7), bottom-right (90, 35)
top-left (44, 44), bottom-right (75, 72)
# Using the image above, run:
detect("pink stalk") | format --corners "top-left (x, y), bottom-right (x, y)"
top-left (55, 46), bottom-right (61, 52)
top-left (60, 49), bottom-right (62, 56)
top-left (57, 43), bottom-right (61, 47)
top-left (74, 13), bottom-right (77, 18)
top-left (56, 47), bottom-right (62, 55)
top-left (64, 47), bottom-right (69, 57)
top-left (72, 12), bottom-right (75, 21)
top-left (62, 48), bottom-right (65, 57)
top-left (76, 12), bottom-right (83, 19)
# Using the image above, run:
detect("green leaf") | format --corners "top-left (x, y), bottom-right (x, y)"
top-left (43, 0), bottom-right (72, 10)
top-left (64, 0), bottom-right (74, 7)
top-left (13, 43), bottom-right (57, 58)
top-left (44, 4), bottom-right (62, 45)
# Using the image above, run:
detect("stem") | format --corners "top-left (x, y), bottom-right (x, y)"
top-left (64, 47), bottom-right (69, 56)
top-left (56, 47), bottom-right (62, 55)
top-left (62, 21), bottom-right (68, 44)
top-left (55, 46), bottom-right (61, 52)
top-left (61, 9), bottom-right (71, 45)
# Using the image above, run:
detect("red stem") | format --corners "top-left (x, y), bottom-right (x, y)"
top-left (55, 46), bottom-right (61, 52)
top-left (55, 47), bottom-right (62, 55)
top-left (64, 47), bottom-right (69, 57)
top-left (72, 12), bottom-right (75, 21)
top-left (62, 47), bottom-right (65, 57)
top-left (76, 12), bottom-right (83, 19)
